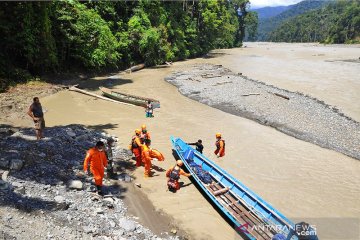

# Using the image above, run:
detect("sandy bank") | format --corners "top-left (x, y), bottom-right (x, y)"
top-left (166, 64), bottom-right (360, 160)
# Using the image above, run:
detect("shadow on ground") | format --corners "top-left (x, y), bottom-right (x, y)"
top-left (0, 123), bottom-right (131, 212)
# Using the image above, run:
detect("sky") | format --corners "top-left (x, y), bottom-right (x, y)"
top-left (250, 0), bottom-right (303, 9)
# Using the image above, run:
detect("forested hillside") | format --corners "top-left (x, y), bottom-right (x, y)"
top-left (257, 0), bottom-right (328, 41)
top-left (0, 0), bottom-right (251, 92)
top-left (268, 0), bottom-right (360, 43)
top-left (252, 5), bottom-right (290, 19)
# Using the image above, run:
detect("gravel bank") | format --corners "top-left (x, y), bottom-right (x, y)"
top-left (165, 64), bottom-right (360, 160)
top-left (0, 126), bottom-right (180, 240)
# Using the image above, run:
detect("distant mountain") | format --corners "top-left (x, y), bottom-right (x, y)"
top-left (251, 6), bottom-right (291, 19)
top-left (268, 0), bottom-right (360, 43)
top-left (257, 0), bottom-right (330, 41)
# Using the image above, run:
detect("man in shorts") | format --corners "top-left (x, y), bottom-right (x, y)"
top-left (27, 97), bottom-right (45, 140)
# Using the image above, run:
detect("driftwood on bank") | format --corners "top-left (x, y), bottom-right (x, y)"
top-left (201, 74), bottom-right (222, 78)
top-left (273, 92), bottom-right (290, 100)
top-left (124, 63), bottom-right (145, 73)
top-left (241, 93), bottom-right (260, 97)
top-left (69, 85), bottom-right (133, 106)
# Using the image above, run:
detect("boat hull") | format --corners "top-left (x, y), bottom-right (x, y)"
top-left (100, 87), bottom-right (160, 109)
top-left (171, 136), bottom-right (298, 240)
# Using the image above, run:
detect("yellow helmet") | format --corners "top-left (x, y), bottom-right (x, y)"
top-left (141, 124), bottom-right (146, 130)
top-left (135, 129), bottom-right (141, 134)
top-left (216, 133), bottom-right (221, 138)
top-left (176, 160), bottom-right (183, 166)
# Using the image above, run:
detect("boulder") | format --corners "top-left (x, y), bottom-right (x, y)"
top-left (67, 180), bottom-right (83, 190)
top-left (10, 159), bottom-right (24, 170)
top-left (0, 158), bottom-right (9, 169)
top-left (0, 180), bottom-right (9, 190)
top-left (66, 130), bottom-right (76, 138)
top-left (95, 208), bottom-right (103, 214)
top-left (54, 196), bottom-right (66, 203)
top-left (119, 218), bottom-right (136, 232)
top-left (2, 170), bottom-right (9, 181)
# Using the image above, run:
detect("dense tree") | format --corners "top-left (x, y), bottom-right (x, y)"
top-left (256, 0), bottom-right (328, 41)
top-left (0, 0), bottom-right (249, 91)
top-left (244, 11), bottom-right (258, 41)
top-left (268, 0), bottom-right (360, 43)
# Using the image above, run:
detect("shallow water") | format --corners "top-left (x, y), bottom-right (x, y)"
top-left (38, 43), bottom-right (360, 240)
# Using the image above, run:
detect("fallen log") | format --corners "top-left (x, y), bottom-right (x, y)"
top-left (125, 63), bottom-right (145, 73)
top-left (273, 92), bottom-right (290, 100)
top-left (69, 86), bottom-right (134, 106)
top-left (242, 93), bottom-right (260, 97)
top-left (201, 74), bottom-right (222, 78)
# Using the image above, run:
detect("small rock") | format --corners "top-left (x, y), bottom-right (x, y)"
top-left (0, 180), bottom-right (9, 190)
top-left (83, 226), bottom-right (93, 234)
top-left (103, 197), bottom-right (114, 204)
top-left (113, 229), bottom-right (124, 237)
top-left (54, 196), bottom-right (65, 203)
top-left (12, 181), bottom-right (23, 188)
top-left (0, 158), bottom-right (10, 169)
top-left (119, 218), bottom-right (136, 232)
top-left (171, 229), bottom-right (177, 234)
top-left (67, 180), bottom-right (83, 190)
top-left (38, 153), bottom-right (46, 158)
top-left (2, 170), bottom-right (9, 181)
top-left (135, 183), bottom-right (141, 188)
top-left (109, 220), bottom-right (116, 228)
top-left (124, 174), bottom-right (131, 182)
top-left (95, 208), bottom-right (103, 214)
top-left (66, 130), bottom-right (76, 137)
top-left (14, 186), bottom-right (26, 195)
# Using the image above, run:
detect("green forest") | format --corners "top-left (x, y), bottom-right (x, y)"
top-left (256, 0), bottom-right (328, 41)
top-left (0, 0), bottom-right (253, 92)
top-left (268, 0), bottom-right (360, 43)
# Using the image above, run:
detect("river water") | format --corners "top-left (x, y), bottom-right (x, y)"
top-left (39, 43), bottom-right (360, 239)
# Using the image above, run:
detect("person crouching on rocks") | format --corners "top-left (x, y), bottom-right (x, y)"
top-left (166, 160), bottom-right (191, 192)
top-left (83, 141), bottom-right (108, 195)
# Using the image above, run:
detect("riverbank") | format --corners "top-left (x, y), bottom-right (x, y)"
top-left (0, 126), bottom-right (183, 240)
top-left (1, 42), bottom-right (359, 239)
top-left (165, 64), bottom-right (360, 160)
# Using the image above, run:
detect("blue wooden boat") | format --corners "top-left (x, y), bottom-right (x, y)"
top-left (171, 136), bottom-right (300, 240)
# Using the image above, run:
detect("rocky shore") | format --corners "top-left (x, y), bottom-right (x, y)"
top-left (165, 64), bottom-right (360, 160)
top-left (0, 126), bottom-right (180, 240)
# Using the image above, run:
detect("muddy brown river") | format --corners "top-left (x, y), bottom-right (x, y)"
top-left (33, 43), bottom-right (360, 239)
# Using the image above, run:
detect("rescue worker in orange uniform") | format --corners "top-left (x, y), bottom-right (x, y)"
top-left (131, 129), bottom-right (143, 167)
top-left (83, 141), bottom-right (108, 195)
top-left (214, 133), bottom-right (225, 158)
top-left (166, 160), bottom-right (191, 192)
top-left (142, 139), bottom-right (153, 178)
top-left (140, 124), bottom-right (151, 144)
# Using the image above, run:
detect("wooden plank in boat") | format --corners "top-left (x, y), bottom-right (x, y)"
top-left (208, 182), bottom-right (273, 239)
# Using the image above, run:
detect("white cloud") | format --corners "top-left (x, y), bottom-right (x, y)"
top-left (250, 0), bottom-right (303, 8)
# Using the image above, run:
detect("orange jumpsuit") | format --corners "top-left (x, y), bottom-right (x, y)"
top-left (142, 144), bottom-right (152, 177)
top-left (214, 139), bottom-right (225, 157)
top-left (166, 166), bottom-right (191, 190)
top-left (131, 135), bottom-right (143, 167)
top-left (83, 147), bottom-right (108, 186)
